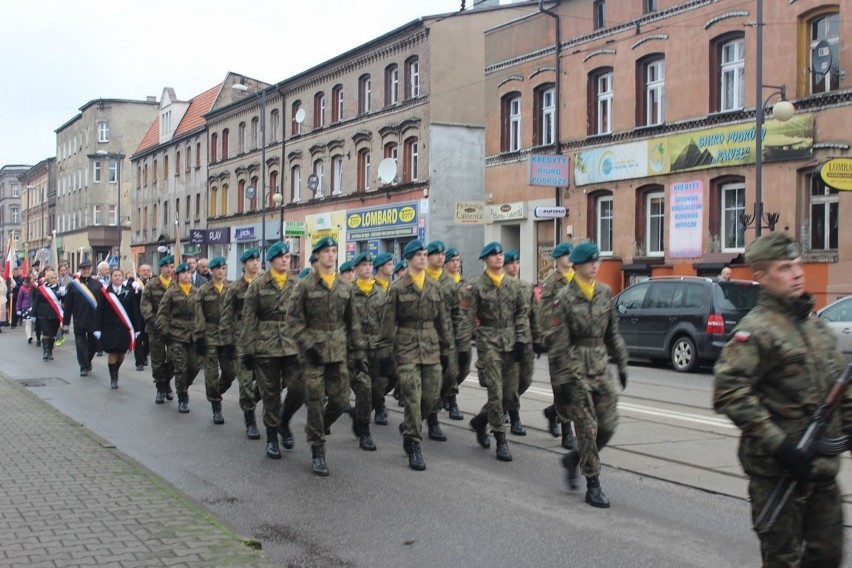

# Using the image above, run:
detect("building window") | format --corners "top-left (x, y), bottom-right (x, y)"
top-left (589, 68), bottom-right (614, 135)
top-left (210, 133), bottom-right (218, 162)
top-left (109, 160), bottom-right (118, 183)
top-left (385, 64), bottom-right (399, 106)
top-left (357, 149), bottom-right (370, 191)
top-left (719, 37), bottom-right (745, 112)
top-left (403, 137), bottom-right (419, 182)
top-left (534, 85), bottom-right (556, 146)
top-left (175, 151), bottom-right (181, 175)
top-left (11, 207), bottom-right (19, 224)
top-left (638, 56), bottom-right (665, 126)
top-left (222, 128), bottom-right (229, 159)
top-left (314, 92), bottom-right (326, 128)
top-left (12, 184), bottom-right (19, 197)
top-left (237, 179), bottom-right (245, 214)
top-left (646, 191), bottom-right (665, 256)
top-left (268, 172), bottom-right (278, 207)
top-left (593, 0), bottom-right (605, 30)
top-left (595, 194), bottom-right (614, 254)
top-left (98, 121), bottom-right (109, 143)
top-left (332, 85), bottom-right (344, 123)
top-left (501, 92), bottom-right (522, 152)
top-left (270, 110), bottom-right (280, 142)
top-left (209, 187), bottom-right (218, 217)
top-left (721, 182), bottom-right (746, 251)
top-left (153, 159), bottom-right (158, 183)
top-left (249, 176), bottom-right (258, 210)
top-left (332, 155), bottom-right (344, 195)
top-left (809, 12), bottom-right (841, 94)
top-left (291, 165), bottom-right (301, 203)
top-left (291, 100), bottom-right (302, 135)
top-left (253, 117), bottom-right (261, 149)
top-left (644, 0), bottom-right (657, 14)
top-left (384, 142), bottom-right (398, 161)
top-left (238, 123), bottom-right (246, 154)
top-left (196, 143), bottom-right (201, 168)
top-left (195, 194), bottom-right (201, 219)
top-left (186, 145), bottom-right (192, 172)
top-left (405, 57), bottom-right (420, 99)
top-left (359, 75), bottom-right (371, 114)
top-left (93, 161), bottom-right (101, 183)
top-left (220, 184), bottom-right (228, 216)
top-left (809, 174), bottom-right (838, 250)
top-left (313, 159), bottom-right (325, 198)
top-left (93, 205), bottom-right (102, 227)
top-left (164, 155), bottom-right (169, 179)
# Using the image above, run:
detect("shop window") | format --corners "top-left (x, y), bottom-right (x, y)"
top-left (500, 92), bottom-right (522, 152)
top-left (809, 173), bottom-right (838, 250)
top-left (533, 84), bottom-right (556, 146)
top-left (637, 55), bottom-right (665, 126)
top-left (588, 68), bottom-right (613, 135)
top-left (710, 33), bottom-right (745, 113)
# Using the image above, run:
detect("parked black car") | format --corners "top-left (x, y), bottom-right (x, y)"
top-left (614, 276), bottom-right (759, 372)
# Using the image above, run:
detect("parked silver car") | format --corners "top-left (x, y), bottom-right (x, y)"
top-left (817, 296), bottom-right (852, 363)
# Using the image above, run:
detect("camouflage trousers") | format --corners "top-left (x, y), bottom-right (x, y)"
top-left (548, 358), bottom-right (574, 424)
top-left (304, 362), bottom-right (349, 446)
top-left (503, 345), bottom-right (534, 411)
top-left (749, 476), bottom-right (843, 567)
top-left (561, 371), bottom-right (618, 478)
top-left (254, 355), bottom-right (303, 430)
top-left (224, 346), bottom-right (261, 413)
top-left (399, 363), bottom-right (441, 442)
top-left (474, 350), bottom-right (514, 433)
top-left (203, 344), bottom-right (236, 403)
top-left (149, 333), bottom-right (174, 389)
top-left (350, 353), bottom-right (390, 425)
top-left (170, 341), bottom-right (200, 395)
top-left (433, 345), bottom-right (459, 413)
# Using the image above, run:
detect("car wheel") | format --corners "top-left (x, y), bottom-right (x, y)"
top-left (670, 336), bottom-right (697, 373)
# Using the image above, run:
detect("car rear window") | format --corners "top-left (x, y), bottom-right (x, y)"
top-left (714, 282), bottom-right (759, 312)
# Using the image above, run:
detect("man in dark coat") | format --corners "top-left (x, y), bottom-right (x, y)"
top-left (63, 259), bottom-right (103, 376)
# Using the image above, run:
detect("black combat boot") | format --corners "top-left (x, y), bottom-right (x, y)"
top-left (311, 444), bottom-right (329, 477)
top-left (508, 409), bottom-right (526, 436)
top-left (374, 403), bottom-right (388, 426)
top-left (469, 414), bottom-right (491, 449)
top-left (211, 401), bottom-right (224, 425)
top-left (177, 392), bottom-right (190, 414)
top-left (42, 340), bottom-right (49, 361)
top-left (155, 383), bottom-right (166, 404)
top-left (47, 338), bottom-right (55, 360)
top-left (585, 476), bottom-right (610, 508)
top-left (244, 411), bottom-right (260, 440)
top-left (543, 405), bottom-right (560, 437)
top-left (108, 363), bottom-right (119, 389)
top-left (278, 411), bottom-right (295, 450)
top-left (165, 382), bottom-right (174, 401)
top-left (562, 422), bottom-right (577, 450)
top-left (404, 438), bottom-right (426, 471)
top-left (494, 431), bottom-right (513, 462)
top-left (562, 450), bottom-right (581, 490)
top-left (503, 410), bottom-right (510, 424)
top-left (446, 395), bottom-right (463, 421)
top-left (427, 412), bottom-right (447, 441)
top-left (265, 427), bottom-right (281, 459)
top-left (358, 422), bottom-right (376, 451)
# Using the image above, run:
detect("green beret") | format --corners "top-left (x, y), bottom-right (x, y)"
top-left (478, 241), bottom-right (504, 259)
top-left (746, 232), bottom-right (800, 263)
top-left (393, 260), bottom-right (408, 274)
top-left (209, 256), bottom-right (227, 269)
top-left (569, 242), bottom-right (600, 264)
top-left (353, 252), bottom-right (374, 266)
top-left (339, 260), bottom-right (354, 273)
top-left (426, 240), bottom-right (446, 255)
top-left (266, 241), bottom-right (290, 262)
top-left (445, 248), bottom-right (459, 261)
top-left (240, 248), bottom-right (260, 263)
top-left (298, 267), bottom-right (312, 279)
top-left (551, 242), bottom-right (574, 259)
top-left (503, 249), bottom-right (520, 263)
top-left (312, 236), bottom-right (337, 254)
top-left (403, 239), bottom-right (426, 260)
top-left (373, 252), bottom-right (393, 268)
top-left (174, 262), bottom-right (191, 274)
top-left (158, 255), bottom-right (174, 267)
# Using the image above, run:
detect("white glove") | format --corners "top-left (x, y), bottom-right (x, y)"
top-left (134, 331), bottom-right (141, 338)
top-left (93, 331), bottom-right (102, 340)
top-left (58, 285), bottom-right (67, 296)
top-left (132, 280), bottom-right (143, 292)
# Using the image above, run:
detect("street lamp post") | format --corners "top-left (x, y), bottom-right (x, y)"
top-left (232, 83), bottom-right (268, 268)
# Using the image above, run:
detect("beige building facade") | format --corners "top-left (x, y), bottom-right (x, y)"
top-left (0, 165), bottom-right (29, 251)
top-left (18, 158), bottom-right (56, 266)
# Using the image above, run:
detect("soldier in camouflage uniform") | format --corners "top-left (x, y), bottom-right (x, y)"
top-left (287, 237), bottom-right (365, 476)
top-left (156, 262), bottom-right (201, 414)
top-left (442, 247), bottom-right (469, 420)
top-left (372, 252), bottom-right (394, 293)
top-left (551, 242), bottom-right (628, 508)
top-left (370, 252), bottom-right (396, 424)
top-left (458, 242), bottom-right (530, 462)
top-left (219, 248), bottom-right (263, 440)
top-left (141, 255), bottom-right (175, 404)
top-left (538, 242), bottom-right (577, 448)
top-left (714, 232), bottom-right (852, 567)
top-left (193, 256), bottom-right (234, 426)
top-left (239, 242), bottom-right (304, 459)
top-left (502, 250), bottom-right (543, 435)
top-left (339, 260), bottom-right (355, 284)
top-left (378, 240), bottom-right (451, 471)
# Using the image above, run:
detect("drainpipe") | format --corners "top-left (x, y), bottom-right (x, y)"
top-left (539, 0), bottom-right (563, 244)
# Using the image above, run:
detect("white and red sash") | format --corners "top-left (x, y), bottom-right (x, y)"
top-left (102, 288), bottom-right (136, 351)
top-left (37, 285), bottom-right (64, 324)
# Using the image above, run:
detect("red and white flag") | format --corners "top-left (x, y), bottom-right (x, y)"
top-left (2, 236), bottom-right (13, 280)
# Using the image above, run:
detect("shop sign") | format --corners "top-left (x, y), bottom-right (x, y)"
top-left (207, 228), bottom-right (230, 244)
top-left (189, 229), bottom-right (206, 244)
top-left (528, 154), bottom-right (570, 187)
top-left (669, 180), bottom-right (704, 259)
top-left (455, 201), bottom-right (485, 224)
top-left (819, 158), bottom-right (852, 191)
top-left (283, 221), bottom-right (306, 236)
top-left (534, 206), bottom-right (567, 219)
top-left (346, 201), bottom-right (419, 240)
top-left (488, 202), bottom-right (526, 223)
top-left (235, 227), bottom-right (255, 241)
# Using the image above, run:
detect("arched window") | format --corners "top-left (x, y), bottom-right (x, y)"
top-left (238, 122), bottom-right (246, 154)
top-left (313, 159), bottom-right (325, 198)
top-left (500, 92), bottom-right (522, 152)
top-left (405, 57), bottom-right (420, 99)
top-left (269, 171), bottom-right (279, 207)
top-left (533, 83), bottom-right (555, 146)
top-left (403, 137), bottom-right (419, 182)
top-left (586, 190), bottom-right (614, 254)
top-left (249, 176), bottom-right (258, 211)
top-left (237, 179), bottom-right (245, 213)
top-left (332, 84), bottom-right (344, 123)
top-left (636, 55), bottom-right (665, 126)
top-left (385, 64), bottom-right (399, 106)
top-left (209, 186), bottom-right (218, 217)
top-left (291, 165), bottom-right (301, 203)
top-left (270, 110), bottom-right (280, 142)
top-left (221, 129), bottom-right (229, 160)
top-left (359, 75), bottom-right (372, 114)
top-left (210, 133), bottom-right (218, 162)
top-left (357, 149), bottom-right (371, 191)
top-left (588, 67), bottom-right (613, 135)
top-left (291, 100), bottom-right (302, 135)
top-left (314, 91), bottom-right (326, 128)
top-left (220, 184), bottom-right (228, 216)
top-left (709, 32), bottom-right (745, 112)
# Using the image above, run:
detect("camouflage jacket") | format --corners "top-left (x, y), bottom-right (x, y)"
top-left (378, 273), bottom-right (451, 365)
top-left (549, 278), bottom-right (629, 385)
top-left (156, 284), bottom-right (198, 344)
top-left (518, 278), bottom-right (542, 345)
top-left (239, 273), bottom-right (298, 358)
top-left (538, 269), bottom-right (572, 351)
top-left (140, 276), bottom-right (172, 335)
top-left (219, 276), bottom-right (252, 347)
top-left (287, 272), bottom-right (365, 364)
top-left (194, 279), bottom-right (231, 346)
top-left (351, 282), bottom-right (387, 354)
top-left (458, 272), bottom-right (530, 357)
top-left (434, 271), bottom-right (467, 352)
top-left (714, 290), bottom-right (852, 480)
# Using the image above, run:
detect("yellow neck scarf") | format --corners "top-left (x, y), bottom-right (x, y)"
top-left (244, 274), bottom-right (256, 284)
top-left (448, 271), bottom-right (461, 283)
top-left (320, 272), bottom-right (336, 289)
top-left (270, 268), bottom-right (288, 289)
top-left (159, 275), bottom-right (172, 288)
top-left (562, 268), bottom-right (575, 283)
top-left (374, 276), bottom-right (389, 291)
top-left (356, 278), bottom-right (374, 295)
top-left (179, 282), bottom-right (192, 296)
top-left (574, 275), bottom-right (595, 302)
top-left (409, 270), bottom-right (426, 291)
top-left (214, 281), bottom-right (224, 293)
top-left (425, 266), bottom-right (443, 281)
top-left (486, 269), bottom-right (504, 288)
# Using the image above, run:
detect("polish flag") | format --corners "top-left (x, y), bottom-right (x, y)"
top-left (2, 236), bottom-right (13, 280)
top-left (20, 250), bottom-right (29, 278)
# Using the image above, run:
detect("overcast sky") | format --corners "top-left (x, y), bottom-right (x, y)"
top-left (1, 0), bottom-right (523, 166)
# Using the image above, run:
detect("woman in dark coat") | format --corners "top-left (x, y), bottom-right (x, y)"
top-left (96, 268), bottom-right (141, 389)
top-left (32, 268), bottom-right (65, 360)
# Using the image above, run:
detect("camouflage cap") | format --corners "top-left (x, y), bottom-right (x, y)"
top-left (503, 249), bottom-right (520, 263)
top-left (746, 232), bottom-right (800, 263)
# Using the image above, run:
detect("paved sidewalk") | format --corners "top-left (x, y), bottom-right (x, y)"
top-left (0, 373), bottom-right (278, 568)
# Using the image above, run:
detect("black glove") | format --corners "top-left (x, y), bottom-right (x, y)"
top-left (533, 342), bottom-right (545, 359)
top-left (440, 354), bottom-right (449, 373)
top-left (195, 338), bottom-right (207, 356)
top-left (161, 334), bottom-right (172, 346)
top-left (618, 371), bottom-right (628, 390)
top-left (378, 356), bottom-right (394, 377)
top-left (774, 440), bottom-right (814, 482)
top-left (305, 346), bottom-right (323, 365)
top-left (512, 342), bottom-right (525, 362)
top-left (478, 373), bottom-right (487, 388)
top-left (241, 353), bottom-right (256, 371)
top-left (223, 344), bottom-right (237, 360)
top-left (457, 350), bottom-right (471, 371)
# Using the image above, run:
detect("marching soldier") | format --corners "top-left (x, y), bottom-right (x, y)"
top-left (458, 242), bottom-right (530, 462)
top-left (239, 242), bottom-right (304, 459)
top-left (551, 242), bottom-right (628, 508)
top-left (339, 260), bottom-right (355, 284)
top-left (378, 240), bottom-right (451, 470)
top-left (372, 253), bottom-right (394, 291)
top-left (156, 262), bottom-right (202, 414)
top-left (219, 248), bottom-right (263, 440)
top-left (502, 250), bottom-right (542, 435)
top-left (393, 260), bottom-right (407, 280)
top-left (442, 247), bottom-right (469, 420)
top-left (62, 259), bottom-right (102, 376)
top-left (194, 256), bottom-right (234, 425)
top-left (714, 232), bottom-right (852, 567)
top-left (371, 252), bottom-right (397, 422)
top-left (287, 237), bottom-right (365, 476)
top-left (539, 242), bottom-right (577, 448)
top-left (140, 255), bottom-right (175, 403)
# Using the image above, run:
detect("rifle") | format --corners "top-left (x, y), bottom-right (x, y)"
top-left (753, 361), bottom-right (852, 534)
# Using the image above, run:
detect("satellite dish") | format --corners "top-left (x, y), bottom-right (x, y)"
top-left (245, 185), bottom-right (257, 200)
top-left (377, 158), bottom-right (397, 184)
top-left (295, 108), bottom-right (306, 124)
top-left (307, 173), bottom-right (319, 192)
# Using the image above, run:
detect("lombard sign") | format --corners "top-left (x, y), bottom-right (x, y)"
top-left (488, 201), bottom-right (526, 223)
top-left (346, 201), bottom-right (418, 240)
top-left (528, 154), bottom-right (570, 187)
top-left (819, 158), bottom-right (852, 191)
top-left (455, 201), bottom-right (485, 224)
